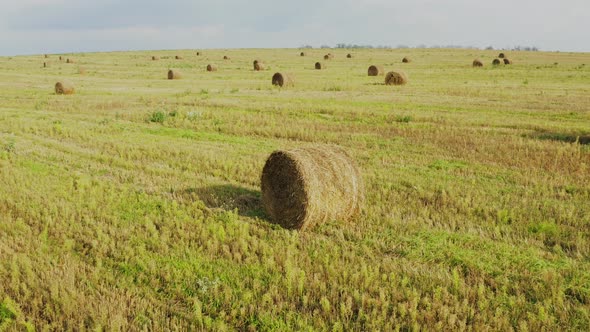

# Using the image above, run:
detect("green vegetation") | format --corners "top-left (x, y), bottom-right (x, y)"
top-left (0, 48), bottom-right (589, 330)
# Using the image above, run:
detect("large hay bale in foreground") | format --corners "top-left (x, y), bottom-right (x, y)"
top-left (492, 58), bottom-right (502, 66)
top-left (402, 57), bottom-right (411, 63)
top-left (253, 60), bottom-right (265, 71)
top-left (168, 69), bottom-right (182, 79)
top-left (152, 56), bottom-right (159, 60)
top-left (498, 53), bottom-right (505, 58)
top-left (207, 64), bottom-right (218, 72)
top-left (367, 65), bottom-right (384, 76)
top-left (385, 71), bottom-right (408, 85)
top-left (55, 81), bottom-right (74, 95)
top-left (315, 62), bottom-right (325, 70)
top-left (472, 59), bottom-right (483, 67)
top-left (261, 145), bottom-right (364, 230)
top-left (272, 72), bottom-right (294, 87)
top-left (503, 58), bottom-right (512, 65)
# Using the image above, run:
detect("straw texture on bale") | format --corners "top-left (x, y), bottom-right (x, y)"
top-left (347, 54), bottom-right (352, 58)
top-left (367, 65), bottom-right (384, 76)
top-left (168, 69), bottom-right (182, 79)
top-left (260, 145), bottom-right (364, 230)
top-left (206, 64), bottom-right (218, 72)
top-left (272, 72), bottom-right (294, 87)
top-left (384, 71), bottom-right (408, 85)
top-left (503, 58), bottom-right (512, 65)
top-left (314, 62), bottom-right (325, 70)
top-left (152, 56), bottom-right (159, 60)
top-left (253, 60), bottom-right (265, 71)
top-left (402, 57), bottom-right (411, 63)
top-left (55, 81), bottom-right (74, 95)
top-left (175, 55), bottom-right (183, 60)
top-left (472, 59), bottom-right (483, 67)
top-left (492, 58), bottom-right (502, 65)
top-left (499, 53), bottom-right (505, 58)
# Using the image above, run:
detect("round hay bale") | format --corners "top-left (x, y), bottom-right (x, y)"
top-left (367, 65), bottom-right (384, 76)
top-left (43, 62), bottom-right (47, 68)
top-left (168, 69), bottom-right (182, 79)
top-left (196, 52), bottom-right (201, 56)
top-left (223, 55), bottom-right (230, 60)
top-left (55, 81), bottom-right (74, 95)
top-left (503, 58), bottom-right (512, 65)
top-left (44, 54), bottom-right (49, 58)
top-left (271, 72), bottom-right (294, 87)
top-left (253, 60), bottom-right (265, 71)
top-left (492, 58), bottom-right (502, 66)
top-left (315, 62), bottom-right (325, 70)
top-left (300, 52), bottom-right (306, 56)
top-left (152, 56), bottom-right (159, 60)
top-left (498, 53), bottom-right (505, 58)
top-left (59, 56), bottom-right (63, 61)
top-left (472, 59), bottom-right (483, 67)
top-left (347, 53), bottom-right (352, 58)
top-left (260, 145), bottom-right (364, 230)
top-left (384, 71), bottom-right (408, 85)
top-left (66, 58), bottom-right (74, 63)
top-left (402, 57), bottom-right (411, 63)
top-left (175, 55), bottom-right (183, 60)
top-left (207, 64), bottom-right (218, 72)
top-left (324, 53), bottom-right (334, 60)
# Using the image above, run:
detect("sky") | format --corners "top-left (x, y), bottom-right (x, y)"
top-left (0, 0), bottom-right (589, 56)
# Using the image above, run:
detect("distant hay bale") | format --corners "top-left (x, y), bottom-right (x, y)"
top-left (384, 71), bottom-right (408, 85)
top-left (498, 53), bottom-right (505, 58)
top-left (175, 55), bottom-right (183, 60)
top-left (55, 81), bottom-right (74, 95)
top-left (196, 52), bottom-right (201, 56)
top-left (503, 58), bottom-right (512, 65)
top-left (152, 56), bottom-right (159, 60)
top-left (347, 53), bottom-right (352, 58)
top-left (324, 53), bottom-right (334, 60)
top-left (402, 57), bottom-right (411, 63)
top-left (168, 69), bottom-right (182, 79)
top-left (66, 58), bottom-right (74, 63)
top-left (367, 65), bottom-right (384, 76)
top-left (43, 62), bottom-right (47, 68)
top-left (300, 52), bottom-right (306, 56)
top-left (59, 56), bottom-right (62, 61)
top-left (472, 59), bottom-right (483, 67)
top-left (44, 54), bottom-right (49, 58)
top-left (260, 145), bottom-right (364, 230)
top-left (272, 72), bottom-right (294, 87)
top-left (223, 55), bottom-right (230, 60)
top-left (207, 64), bottom-right (218, 72)
top-left (492, 58), bottom-right (502, 66)
top-left (253, 60), bottom-right (265, 71)
top-left (315, 62), bottom-right (325, 69)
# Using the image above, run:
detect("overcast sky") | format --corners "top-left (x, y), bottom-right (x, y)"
top-left (1, 0), bottom-right (589, 56)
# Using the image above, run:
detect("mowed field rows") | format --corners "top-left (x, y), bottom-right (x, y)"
top-left (0, 48), bottom-right (589, 330)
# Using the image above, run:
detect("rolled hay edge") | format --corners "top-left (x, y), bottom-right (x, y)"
top-left (384, 71), bottom-right (408, 85)
top-left (207, 64), bottom-right (218, 72)
top-left (55, 81), bottom-right (74, 95)
top-left (272, 72), bottom-right (294, 87)
top-left (168, 69), bottom-right (182, 79)
top-left (260, 145), bottom-right (364, 230)
top-left (367, 65), bottom-right (384, 76)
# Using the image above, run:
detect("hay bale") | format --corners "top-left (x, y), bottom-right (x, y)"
top-left (384, 71), bottom-right (408, 85)
top-left (66, 58), bottom-right (74, 63)
top-left (367, 65), bottom-right (384, 76)
top-left (55, 81), bottom-right (74, 95)
top-left (196, 52), bottom-right (201, 56)
top-left (43, 62), bottom-right (47, 68)
top-left (503, 58), bottom-right (512, 65)
top-left (492, 58), bottom-right (502, 66)
top-left (207, 64), bottom-right (218, 72)
top-left (498, 53), bottom-right (505, 58)
top-left (175, 55), bottom-right (183, 60)
top-left (168, 69), bottom-right (182, 79)
top-left (315, 62), bottom-right (325, 70)
top-left (44, 54), bottom-right (49, 58)
top-left (152, 56), bottom-right (160, 60)
top-left (59, 56), bottom-right (62, 61)
top-left (300, 52), bottom-right (306, 56)
top-left (324, 53), bottom-right (334, 60)
top-left (253, 60), bottom-right (265, 71)
top-left (223, 55), bottom-right (230, 60)
top-left (272, 72), bottom-right (294, 87)
top-left (402, 57), bottom-right (411, 63)
top-left (261, 145), bottom-right (364, 230)
top-left (472, 59), bottom-right (483, 67)
top-left (347, 53), bottom-right (352, 58)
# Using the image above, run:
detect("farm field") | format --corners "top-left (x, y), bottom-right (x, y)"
top-left (0, 48), bottom-right (589, 331)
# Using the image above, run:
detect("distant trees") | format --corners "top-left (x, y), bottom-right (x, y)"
top-left (303, 43), bottom-right (539, 51)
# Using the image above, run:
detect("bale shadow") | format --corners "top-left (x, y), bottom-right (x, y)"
top-left (177, 184), bottom-right (267, 219)
top-left (529, 131), bottom-right (590, 145)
